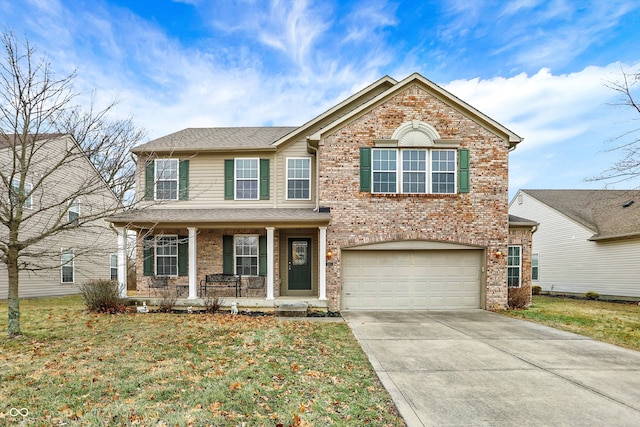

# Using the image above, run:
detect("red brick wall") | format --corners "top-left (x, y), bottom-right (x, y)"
top-left (318, 84), bottom-right (511, 310)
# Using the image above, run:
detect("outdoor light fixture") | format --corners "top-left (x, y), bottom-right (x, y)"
top-left (326, 250), bottom-right (333, 260)
top-left (494, 250), bottom-right (503, 258)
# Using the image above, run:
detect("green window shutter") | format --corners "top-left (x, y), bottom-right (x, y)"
top-left (144, 160), bottom-right (155, 201)
top-left (259, 158), bottom-right (270, 200)
top-left (177, 236), bottom-right (188, 276)
top-left (143, 235), bottom-right (154, 276)
top-left (458, 148), bottom-right (470, 194)
top-left (359, 147), bottom-right (371, 192)
top-left (223, 235), bottom-right (234, 274)
top-left (224, 159), bottom-right (234, 200)
top-left (258, 235), bottom-right (267, 276)
top-left (178, 160), bottom-right (189, 200)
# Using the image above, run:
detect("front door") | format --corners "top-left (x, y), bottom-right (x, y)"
top-left (288, 238), bottom-right (312, 291)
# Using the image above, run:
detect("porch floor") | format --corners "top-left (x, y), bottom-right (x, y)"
top-left (127, 294), bottom-right (329, 312)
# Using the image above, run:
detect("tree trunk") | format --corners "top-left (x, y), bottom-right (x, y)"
top-left (7, 247), bottom-right (20, 338)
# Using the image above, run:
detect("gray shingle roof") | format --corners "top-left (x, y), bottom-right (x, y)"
top-left (508, 215), bottom-right (538, 227)
top-left (523, 189), bottom-right (640, 240)
top-left (131, 127), bottom-right (298, 153)
top-left (107, 208), bottom-right (331, 227)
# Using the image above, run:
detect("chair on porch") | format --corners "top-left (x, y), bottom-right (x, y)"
top-left (245, 276), bottom-right (266, 297)
top-left (148, 276), bottom-right (168, 295)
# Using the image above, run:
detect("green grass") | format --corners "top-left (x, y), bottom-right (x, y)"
top-left (503, 295), bottom-right (640, 351)
top-left (0, 296), bottom-right (405, 426)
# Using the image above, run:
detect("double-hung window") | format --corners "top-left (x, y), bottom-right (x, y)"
top-left (372, 148), bottom-right (457, 194)
top-left (11, 179), bottom-right (32, 209)
top-left (532, 253), bottom-right (539, 281)
top-left (110, 254), bottom-right (118, 281)
top-left (287, 158), bottom-right (311, 200)
top-left (507, 245), bottom-right (522, 288)
top-left (156, 235), bottom-right (178, 276)
top-left (235, 159), bottom-right (259, 200)
top-left (235, 235), bottom-right (258, 276)
top-left (68, 199), bottom-right (80, 225)
top-left (61, 249), bottom-right (74, 283)
top-left (155, 159), bottom-right (178, 200)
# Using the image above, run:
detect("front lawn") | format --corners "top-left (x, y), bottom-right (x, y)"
top-left (503, 296), bottom-right (640, 351)
top-left (0, 296), bottom-right (405, 426)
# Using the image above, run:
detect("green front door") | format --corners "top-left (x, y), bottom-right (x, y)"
top-left (288, 238), bottom-right (312, 291)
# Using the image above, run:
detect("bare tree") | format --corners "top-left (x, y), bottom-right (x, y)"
top-left (0, 32), bottom-right (144, 337)
top-left (592, 69), bottom-right (640, 185)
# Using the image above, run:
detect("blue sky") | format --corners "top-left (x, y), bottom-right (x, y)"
top-left (2, 0), bottom-right (639, 197)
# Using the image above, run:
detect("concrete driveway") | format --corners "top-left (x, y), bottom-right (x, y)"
top-left (343, 310), bottom-right (640, 426)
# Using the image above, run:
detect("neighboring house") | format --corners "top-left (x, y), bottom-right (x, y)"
top-left (0, 134), bottom-right (120, 299)
top-left (509, 189), bottom-right (640, 299)
top-left (108, 73), bottom-right (535, 311)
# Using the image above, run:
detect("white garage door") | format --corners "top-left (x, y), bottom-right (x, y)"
top-left (341, 250), bottom-right (482, 310)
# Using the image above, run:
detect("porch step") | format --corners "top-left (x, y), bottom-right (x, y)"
top-left (275, 302), bottom-right (309, 317)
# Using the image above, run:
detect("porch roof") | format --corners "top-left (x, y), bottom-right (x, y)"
top-left (107, 208), bottom-right (331, 229)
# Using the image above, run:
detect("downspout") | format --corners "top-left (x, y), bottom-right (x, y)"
top-left (306, 137), bottom-right (320, 211)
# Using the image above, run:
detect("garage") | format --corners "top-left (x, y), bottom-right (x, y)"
top-left (341, 247), bottom-right (483, 310)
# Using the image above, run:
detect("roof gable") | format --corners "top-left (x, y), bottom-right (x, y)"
top-left (308, 73), bottom-right (523, 148)
top-left (521, 189), bottom-right (640, 241)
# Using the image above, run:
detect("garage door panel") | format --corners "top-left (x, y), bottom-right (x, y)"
top-left (342, 250), bottom-right (482, 310)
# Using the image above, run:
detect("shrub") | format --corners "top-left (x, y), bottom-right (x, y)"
top-left (508, 285), bottom-right (531, 310)
top-left (78, 279), bottom-right (125, 313)
top-left (532, 285), bottom-right (542, 295)
top-left (155, 290), bottom-right (177, 313)
top-left (204, 296), bottom-right (223, 314)
top-left (585, 291), bottom-right (600, 300)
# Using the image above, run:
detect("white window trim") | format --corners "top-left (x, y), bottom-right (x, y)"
top-left (154, 158), bottom-right (179, 201)
top-left (11, 179), bottom-right (33, 209)
top-left (286, 157), bottom-right (312, 201)
top-left (110, 253), bottom-right (118, 281)
top-left (508, 245), bottom-right (522, 288)
top-left (234, 234), bottom-right (259, 276)
top-left (372, 148), bottom-right (457, 195)
top-left (68, 199), bottom-right (80, 224)
top-left (234, 158), bottom-right (260, 201)
top-left (532, 252), bottom-right (539, 281)
top-left (61, 249), bottom-right (74, 284)
top-left (155, 234), bottom-right (178, 277)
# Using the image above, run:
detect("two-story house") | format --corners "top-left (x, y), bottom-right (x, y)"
top-left (0, 134), bottom-right (121, 299)
top-left (108, 73), bottom-right (535, 311)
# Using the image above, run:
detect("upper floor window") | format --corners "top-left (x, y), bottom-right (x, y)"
top-left (11, 179), bottom-right (32, 209)
top-left (372, 148), bottom-right (457, 194)
top-left (61, 249), bottom-right (74, 283)
top-left (235, 158), bottom-right (259, 200)
top-left (287, 158), bottom-right (311, 200)
top-left (507, 245), bottom-right (522, 288)
top-left (68, 199), bottom-right (80, 225)
top-left (155, 159), bottom-right (178, 200)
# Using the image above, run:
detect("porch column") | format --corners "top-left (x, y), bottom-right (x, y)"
top-left (116, 227), bottom-right (128, 299)
top-left (266, 227), bottom-right (275, 300)
top-left (319, 226), bottom-right (327, 300)
top-left (188, 227), bottom-right (197, 299)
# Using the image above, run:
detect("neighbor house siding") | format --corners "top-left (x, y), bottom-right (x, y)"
top-left (318, 84), bottom-right (511, 310)
top-left (509, 192), bottom-right (640, 298)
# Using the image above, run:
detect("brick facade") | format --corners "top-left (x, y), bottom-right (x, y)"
top-left (318, 84), bottom-right (511, 310)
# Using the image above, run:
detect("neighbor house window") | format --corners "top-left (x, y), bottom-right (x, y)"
top-left (68, 199), bottom-right (80, 225)
top-left (532, 253), bottom-right (539, 281)
top-left (11, 179), bottom-right (32, 209)
top-left (235, 158), bottom-right (259, 200)
top-left (155, 235), bottom-right (178, 276)
top-left (507, 245), bottom-right (522, 288)
top-left (286, 158), bottom-right (311, 200)
top-left (372, 148), bottom-right (456, 194)
top-left (155, 159), bottom-right (178, 200)
top-left (110, 253), bottom-right (118, 281)
top-left (235, 235), bottom-right (258, 276)
top-left (61, 249), bottom-right (74, 283)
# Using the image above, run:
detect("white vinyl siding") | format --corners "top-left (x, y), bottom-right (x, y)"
top-left (509, 192), bottom-right (640, 298)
